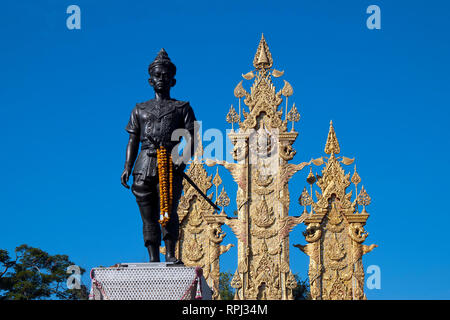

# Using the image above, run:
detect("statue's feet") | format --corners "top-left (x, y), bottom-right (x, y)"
top-left (163, 237), bottom-right (183, 264)
top-left (165, 255), bottom-right (183, 264)
top-left (146, 245), bottom-right (160, 262)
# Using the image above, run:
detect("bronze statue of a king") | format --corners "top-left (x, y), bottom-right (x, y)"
top-left (121, 48), bottom-right (196, 263)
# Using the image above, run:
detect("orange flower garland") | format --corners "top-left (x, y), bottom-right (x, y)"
top-left (157, 146), bottom-right (173, 227)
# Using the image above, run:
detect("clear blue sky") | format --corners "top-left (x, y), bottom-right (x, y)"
top-left (1, 0), bottom-right (449, 299)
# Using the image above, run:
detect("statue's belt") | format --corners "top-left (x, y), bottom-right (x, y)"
top-left (140, 144), bottom-right (159, 157)
top-left (141, 142), bottom-right (175, 155)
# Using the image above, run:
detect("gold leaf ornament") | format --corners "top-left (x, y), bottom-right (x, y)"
top-left (234, 80), bottom-right (247, 98)
top-left (351, 165), bottom-right (361, 186)
top-left (357, 186), bottom-right (371, 206)
top-left (216, 187), bottom-right (230, 208)
top-left (272, 69), bottom-right (285, 78)
top-left (242, 71), bottom-right (255, 80)
top-left (311, 157), bottom-right (325, 166)
top-left (287, 103), bottom-right (300, 122)
top-left (226, 105), bottom-right (240, 124)
top-left (299, 187), bottom-right (313, 207)
top-left (281, 80), bottom-right (293, 97)
top-left (341, 156), bottom-right (355, 165)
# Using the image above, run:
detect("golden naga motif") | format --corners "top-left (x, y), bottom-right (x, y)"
top-left (222, 34), bottom-right (308, 300)
top-left (295, 121), bottom-right (377, 300)
top-left (176, 142), bottom-right (233, 300)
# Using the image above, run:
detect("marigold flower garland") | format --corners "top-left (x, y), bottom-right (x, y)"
top-left (157, 146), bottom-right (173, 227)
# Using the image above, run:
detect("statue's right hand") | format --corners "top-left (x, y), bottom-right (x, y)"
top-left (121, 168), bottom-right (131, 189)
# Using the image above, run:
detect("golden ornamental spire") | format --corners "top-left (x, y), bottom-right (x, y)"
top-left (253, 34), bottom-right (273, 70)
top-left (231, 34), bottom-right (293, 132)
top-left (222, 35), bottom-right (308, 300)
top-left (324, 120), bottom-right (340, 155)
top-left (287, 103), bottom-right (300, 131)
top-left (226, 104), bottom-right (240, 130)
top-left (296, 121), bottom-right (377, 300)
top-left (351, 165), bottom-right (361, 186)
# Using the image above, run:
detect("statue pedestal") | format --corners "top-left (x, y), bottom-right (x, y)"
top-left (89, 262), bottom-right (212, 300)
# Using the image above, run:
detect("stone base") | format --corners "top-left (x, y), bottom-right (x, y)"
top-left (89, 262), bottom-right (212, 300)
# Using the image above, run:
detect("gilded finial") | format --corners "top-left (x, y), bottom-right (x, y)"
top-left (213, 167), bottom-right (222, 187)
top-left (299, 187), bottom-right (313, 214)
top-left (287, 103), bottom-right (300, 131)
top-left (226, 104), bottom-right (240, 130)
top-left (216, 187), bottom-right (230, 208)
top-left (324, 120), bottom-right (340, 155)
top-left (253, 34), bottom-right (273, 70)
top-left (357, 185), bottom-right (371, 213)
top-left (230, 270), bottom-right (242, 289)
top-left (351, 165), bottom-right (361, 186)
top-left (306, 167), bottom-right (316, 185)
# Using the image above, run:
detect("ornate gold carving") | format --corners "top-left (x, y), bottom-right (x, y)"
top-left (234, 80), bottom-right (248, 98)
top-left (303, 223), bottom-right (322, 243)
top-left (341, 156), bottom-right (355, 165)
top-left (177, 36), bottom-right (379, 302)
top-left (296, 122), bottom-right (377, 300)
top-left (216, 187), bottom-right (230, 208)
top-left (279, 143), bottom-right (296, 160)
top-left (287, 103), bottom-right (300, 131)
top-left (235, 35), bottom-right (287, 132)
top-left (206, 158), bottom-right (247, 190)
top-left (253, 198), bottom-right (275, 228)
top-left (351, 165), bottom-right (361, 186)
top-left (277, 215), bottom-right (307, 241)
top-left (253, 34), bottom-right (273, 70)
top-left (242, 71), bottom-right (255, 81)
top-left (299, 187), bottom-right (313, 207)
top-left (225, 217), bottom-right (247, 244)
top-left (176, 143), bottom-right (233, 299)
top-left (219, 35), bottom-right (308, 300)
top-left (231, 270), bottom-right (243, 289)
top-left (324, 121), bottom-right (340, 155)
top-left (272, 69), bottom-right (284, 78)
top-left (357, 186), bottom-right (371, 214)
top-left (250, 228), bottom-right (277, 239)
top-left (226, 104), bottom-right (240, 130)
top-left (184, 237), bottom-right (204, 262)
top-left (281, 80), bottom-right (293, 97)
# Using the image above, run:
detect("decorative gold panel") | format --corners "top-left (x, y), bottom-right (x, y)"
top-left (295, 121), bottom-right (377, 300)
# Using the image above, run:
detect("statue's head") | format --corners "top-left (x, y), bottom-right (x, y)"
top-left (148, 48), bottom-right (176, 94)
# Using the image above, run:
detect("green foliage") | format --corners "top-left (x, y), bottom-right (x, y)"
top-left (292, 274), bottom-right (311, 300)
top-left (0, 244), bottom-right (89, 300)
top-left (219, 271), bottom-right (235, 300)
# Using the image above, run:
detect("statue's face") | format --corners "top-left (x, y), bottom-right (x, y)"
top-left (149, 65), bottom-right (175, 93)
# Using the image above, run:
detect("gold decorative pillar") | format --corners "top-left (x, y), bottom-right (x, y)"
top-left (175, 142), bottom-right (234, 300)
top-left (207, 34), bottom-right (309, 300)
top-left (295, 121), bottom-right (377, 300)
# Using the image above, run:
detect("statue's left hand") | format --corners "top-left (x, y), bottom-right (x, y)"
top-left (121, 168), bottom-right (131, 189)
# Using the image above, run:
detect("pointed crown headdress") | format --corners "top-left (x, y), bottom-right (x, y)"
top-left (148, 48), bottom-right (177, 76)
